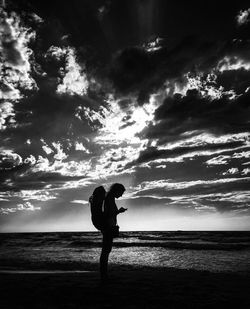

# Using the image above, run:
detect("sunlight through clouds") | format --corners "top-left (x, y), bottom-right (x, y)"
top-left (1, 1), bottom-right (250, 231)
top-left (56, 47), bottom-right (89, 96)
top-left (94, 94), bottom-right (158, 145)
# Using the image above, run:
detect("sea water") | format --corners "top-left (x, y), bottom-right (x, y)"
top-left (0, 231), bottom-right (250, 273)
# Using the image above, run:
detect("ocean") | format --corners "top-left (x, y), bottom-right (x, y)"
top-left (0, 231), bottom-right (250, 274)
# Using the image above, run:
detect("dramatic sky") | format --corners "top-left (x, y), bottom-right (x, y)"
top-left (1, 0), bottom-right (250, 232)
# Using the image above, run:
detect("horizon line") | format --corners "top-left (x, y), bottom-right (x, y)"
top-left (0, 229), bottom-right (250, 233)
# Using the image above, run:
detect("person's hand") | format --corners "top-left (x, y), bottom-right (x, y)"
top-left (119, 207), bottom-right (127, 213)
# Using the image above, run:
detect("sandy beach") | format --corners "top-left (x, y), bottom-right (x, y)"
top-left (1, 231), bottom-right (250, 308)
top-left (1, 268), bottom-right (250, 309)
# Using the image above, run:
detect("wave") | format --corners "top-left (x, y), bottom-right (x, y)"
top-left (68, 240), bottom-right (250, 250)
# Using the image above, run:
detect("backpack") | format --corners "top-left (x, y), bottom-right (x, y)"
top-left (89, 186), bottom-right (106, 231)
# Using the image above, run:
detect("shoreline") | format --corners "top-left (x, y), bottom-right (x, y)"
top-left (0, 270), bottom-right (95, 274)
top-left (0, 267), bottom-right (249, 275)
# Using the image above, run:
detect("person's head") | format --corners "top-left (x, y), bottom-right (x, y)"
top-left (108, 183), bottom-right (125, 198)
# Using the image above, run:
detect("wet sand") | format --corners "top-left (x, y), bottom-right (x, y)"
top-left (0, 268), bottom-right (250, 309)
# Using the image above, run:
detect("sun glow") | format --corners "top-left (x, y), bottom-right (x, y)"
top-left (94, 95), bottom-right (158, 145)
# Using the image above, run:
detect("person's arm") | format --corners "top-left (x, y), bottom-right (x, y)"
top-left (117, 207), bottom-right (127, 214)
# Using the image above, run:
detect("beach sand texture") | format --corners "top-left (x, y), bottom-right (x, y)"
top-left (1, 269), bottom-right (250, 309)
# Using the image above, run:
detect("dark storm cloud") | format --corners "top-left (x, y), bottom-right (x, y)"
top-left (109, 46), bottom-right (153, 94)
top-left (216, 69), bottom-right (250, 94)
top-left (0, 89), bottom-right (104, 157)
top-left (218, 39), bottom-right (250, 63)
top-left (108, 38), bottom-right (207, 103)
top-left (108, 36), bottom-right (250, 103)
top-left (13, 0), bottom-right (113, 65)
top-left (138, 89), bottom-right (250, 145)
top-left (7, 0), bottom-right (250, 105)
top-left (107, 25), bottom-right (250, 104)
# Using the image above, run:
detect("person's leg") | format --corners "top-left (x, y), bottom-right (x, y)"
top-left (100, 230), bottom-right (113, 281)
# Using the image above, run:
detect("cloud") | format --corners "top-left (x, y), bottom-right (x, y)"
top-left (232, 150), bottom-right (250, 159)
top-left (131, 177), bottom-right (250, 199)
top-left (139, 88), bottom-right (250, 148)
top-left (0, 102), bottom-right (15, 130)
top-left (133, 177), bottom-right (248, 191)
top-left (0, 201), bottom-right (40, 214)
top-left (105, 24), bottom-right (250, 109)
top-left (222, 168), bottom-right (239, 175)
top-left (236, 8), bottom-right (250, 26)
top-left (109, 46), bottom-right (153, 95)
top-left (75, 142), bottom-right (90, 153)
top-left (0, 150), bottom-right (23, 169)
top-left (107, 39), bottom-right (207, 103)
top-left (25, 155), bottom-right (92, 178)
top-left (0, 149), bottom-right (91, 194)
top-left (242, 168), bottom-right (250, 175)
top-left (121, 196), bottom-right (172, 209)
top-left (94, 94), bottom-right (157, 145)
top-left (71, 199), bottom-right (88, 205)
top-left (217, 56), bottom-right (250, 72)
top-left (56, 47), bottom-right (89, 96)
top-left (41, 142), bottom-right (54, 155)
top-left (128, 139), bottom-right (248, 167)
top-left (0, 189), bottom-right (57, 202)
top-left (216, 68), bottom-right (250, 95)
top-left (128, 178), bottom-right (250, 214)
top-left (0, 7), bottom-right (38, 104)
top-left (51, 142), bottom-right (68, 161)
top-left (206, 155), bottom-right (231, 166)
top-left (168, 191), bottom-right (250, 214)
top-left (2, 91), bottom-right (99, 149)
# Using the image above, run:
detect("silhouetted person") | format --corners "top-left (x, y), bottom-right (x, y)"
top-left (100, 183), bottom-right (127, 283)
